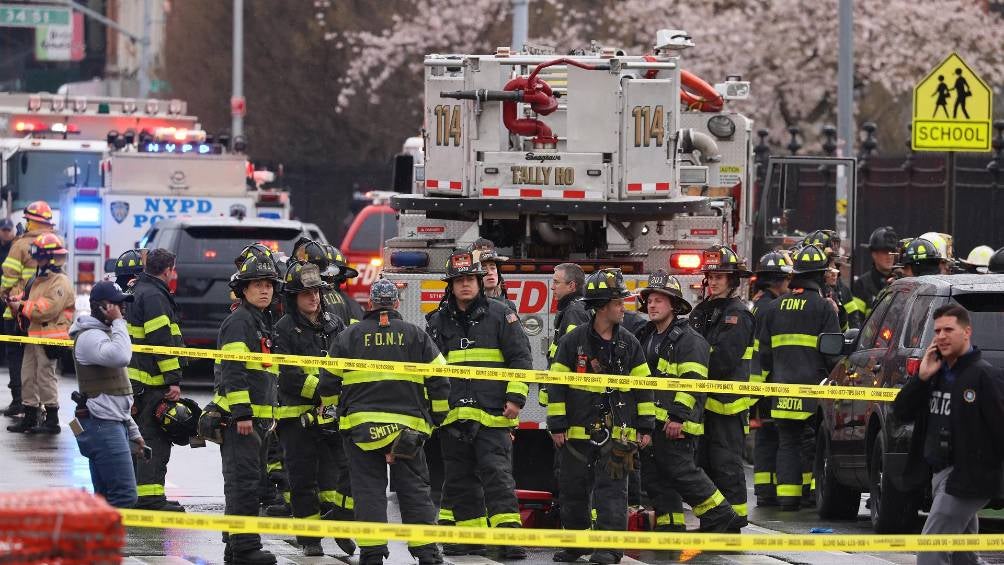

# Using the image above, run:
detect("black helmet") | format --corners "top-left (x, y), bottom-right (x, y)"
top-left (469, 238), bottom-right (509, 264)
top-left (156, 398), bottom-right (202, 446)
top-left (369, 277), bottom-right (399, 309)
top-left (583, 268), bottom-right (633, 307)
top-left (442, 250), bottom-right (486, 282)
top-left (638, 269), bottom-right (692, 315)
top-left (114, 248), bottom-right (147, 278)
top-left (293, 239), bottom-right (329, 270)
top-left (283, 260), bottom-right (329, 294)
top-left (988, 247), bottom-right (1004, 274)
top-left (322, 244), bottom-right (359, 280)
top-left (792, 244), bottom-right (830, 274)
top-left (756, 250), bottom-right (794, 275)
top-left (803, 229), bottom-right (840, 256)
top-left (700, 245), bottom-right (752, 277)
top-left (868, 226), bottom-right (899, 252)
top-left (235, 242), bottom-right (278, 270)
top-left (900, 237), bottom-right (943, 266)
top-left (230, 254), bottom-right (282, 290)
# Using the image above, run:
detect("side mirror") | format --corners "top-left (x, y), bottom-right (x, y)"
top-left (819, 328), bottom-right (860, 356)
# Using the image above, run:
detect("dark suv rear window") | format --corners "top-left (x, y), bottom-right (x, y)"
top-left (953, 293), bottom-right (1004, 351)
top-left (177, 226), bottom-right (303, 263)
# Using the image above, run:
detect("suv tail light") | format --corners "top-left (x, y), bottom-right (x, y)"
top-left (906, 357), bottom-right (921, 377)
top-left (670, 252), bottom-right (703, 271)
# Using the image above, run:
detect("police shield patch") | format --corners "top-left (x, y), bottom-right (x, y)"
top-left (110, 201), bottom-right (129, 224)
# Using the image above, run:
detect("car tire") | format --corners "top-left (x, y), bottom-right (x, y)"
top-left (869, 432), bottom-right (920, 533)
top-left (815, 426), bottom-right (860, 520)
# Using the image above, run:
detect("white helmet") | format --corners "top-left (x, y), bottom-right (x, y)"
top-left (961, 245), bottom-right (994, 273)
top-left (919, 232), bottom-right (952, 259)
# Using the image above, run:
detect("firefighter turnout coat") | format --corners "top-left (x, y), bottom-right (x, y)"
top-left (274, 310), bottom-right (345, 421)
top-left (20, 268), bottom-right (74, 339)
top-left (635, 318), bottom-right (710, 436)
top-left (689, 297), bottom-right (755, 416)
top-left (0, 228), bottom-right (49, 319)
top-left (213, 302), bottom-right (278, 421)
top-left (126, 273), bottom-right (185, 389)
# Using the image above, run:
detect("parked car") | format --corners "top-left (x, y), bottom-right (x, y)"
top-left (340, 198), bottom-right (397, 305)
top-left (815, 274), bottom-right (1004, 533)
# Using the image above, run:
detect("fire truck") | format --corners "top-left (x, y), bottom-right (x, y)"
top-left (379, 31), bottom-right (758, 489)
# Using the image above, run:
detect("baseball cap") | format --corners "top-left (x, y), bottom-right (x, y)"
top-left (90, 281), bottom-right (134, 304)
top-left (0, 219), bottom-right (13, 230)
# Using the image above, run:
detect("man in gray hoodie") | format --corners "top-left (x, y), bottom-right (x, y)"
top-left (69, 281), bottom-right (145, 508)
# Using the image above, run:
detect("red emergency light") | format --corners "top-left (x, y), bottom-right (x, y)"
top-left (74, 237), bottom-right (99, 251)
top-left (670, 252), bottom-right (703, 271)
top-left (14, 121), bottom-right (80, 134)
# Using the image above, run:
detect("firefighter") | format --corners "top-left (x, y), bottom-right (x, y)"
top-left (5, 233), bottom-right (74, 434)
top-left (124, 249), bottom-right (187, 511)
top-left (425, 250), bottom-right (532, 559)
top-left (321, 277), bottom-right (449, 565)
top-left (468, 238), bottom-right (517, 311)
top-left (273, 261), bottom-right (355, 557)
top-left (688, 245), bottom-right (754, 524)
top-left (804, 230), bottom-right (862, 330)
top-left (749, 251), bottom-right (793, 507)
top-left (635, 270), bottom-right (741, 533)
top-left (321, 243), bottom-right (365, 325)
top-left (541, 262), bottom-right (590, 407)
top-left (113, 248), bottom-right (147, 291)
top-left (959, 245), bottom-right (993, 274)
top-left (547, 268), bottom-right (655, 565)
top-left (757, 244), bottom-right (841, 511)
top-left (852, 226), bottom-right (899, 315)
top-left (0, 200), bottom-right (55, 418)
top-left (899, 238), bottom-right (947, 278)
top-left (989, 246), bottom-right (1004, 274)
top-left (214, 253), bottom-right (282, 565)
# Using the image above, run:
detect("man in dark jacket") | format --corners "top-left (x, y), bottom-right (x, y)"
top-left (542, 263), bottom-right (590, 406)
top-left (125, 248), bottom-right (186, 511)
top-left (548, 268), bottom-right (655, 565)
top-left (893, 304), bottom-right (1004, 565)
top-left (852, 226), bottom-right (898, 315)
top-left (426, 250), bottom-right (532, 559)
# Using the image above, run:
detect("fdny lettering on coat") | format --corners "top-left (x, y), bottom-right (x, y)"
top-left (363, 331), bottom-right (406, 347)
top-left (778, 298), bottom-right (808, 311)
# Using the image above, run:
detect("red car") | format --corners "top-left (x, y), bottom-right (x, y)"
top-left (340, 202), bottom-right (397, 305)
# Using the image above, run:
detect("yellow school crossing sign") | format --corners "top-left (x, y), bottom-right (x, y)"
top-left (912, 53), bottom-right (992, 152)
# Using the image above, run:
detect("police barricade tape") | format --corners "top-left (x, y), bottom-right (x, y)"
top-left (118, 509), bottom-right (1004, 553)
top-left (0, 334), bottom-right (898, 402)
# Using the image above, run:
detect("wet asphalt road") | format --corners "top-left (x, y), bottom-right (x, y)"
top-left (1, 366), bottom-right (1002, 565)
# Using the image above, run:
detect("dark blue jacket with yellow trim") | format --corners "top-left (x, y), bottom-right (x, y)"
top-left (126, 272), bottom-right (185, 389)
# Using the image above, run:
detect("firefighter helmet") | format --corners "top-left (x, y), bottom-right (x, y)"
top-left (803, 229), bottom-right (840, 255)
top-left (583, 268), bottom-right (633, 307)
top-left (155, 398), bottom-right (202, 446)
top-left (792, 244), bottom-right (830, 274)
top-left (294, 239), bottom-right (329, 269)
top-left (961, 245), bottom-right (994, 272)
top-left (867, 226), bottom-right (899, 252)
top-left (988, 247), bottom-right (1004, 274)
top-left (29, 233), bottom-right (68, 260)
top-left (919, 232), bottom-right (952, 259)
top-left (700, 245), bottom-right (752, 277)
top-left (638, 269), bottom-right (692, 315)
top-left (230, 254), bottom-right (282, 289)
top-left (469, 238), bottom-right (509, 264)
top-left (235, 242), bottom-right (278, 270)
top-left (23, 200), bottom-right (54, 226)
top-left (321, 244), bottom-right (359, 280)
top-left (115, 248), bottom-right (147, 278)
top-left (900, 237), bottom-right (943, 266)
top-left (442, 250), bottom-right (486, 282)
top-left (369, 277), bottom-right (399, 308)
top-left (283, 261), bottom-right (328, 294)
top-left (756, 250), bottom-right (794, 275)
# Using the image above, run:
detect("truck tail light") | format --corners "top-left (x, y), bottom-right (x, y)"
top-left (78, 261), bottom-right (95, 284)
top-left (75, 237), bottom-right (99, 251)
top-left (906, 357), bottom-right (921, 377)
top-left (670, 252), bottom-right (703, 271)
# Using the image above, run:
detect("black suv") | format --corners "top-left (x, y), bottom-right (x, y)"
top-left (814, 274), bottom-right (1004, 533)
top-left (138, 217), bottom-right (325, 349)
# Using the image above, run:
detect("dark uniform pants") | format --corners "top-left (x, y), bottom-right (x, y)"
top-left (221, 418), bottom-right (271, 553)
top-left (649, 434), bottom-right (737, 531)
top-left (345, 437), bottom-right (438, 560)
top-left (753, 420), bottom-right (779, 503)
top-left (775, 418), bottom-right (815, 508)
top-left (698, 412), bottom-right (748, 520)
top-left (261, 431), bottom-right (290, 506)
top-left (3, 318), bottom-right (22, 401)
top-left (558, 439), bottom-right (627, 557)
top-left (640, 448), bottom-right (685, 530)
top-left (133, 385), bottom-right (174, 506)
top-left (278, 420), bottom-right (353, 544)
top-left (440, 424), bottom-right (520, 528)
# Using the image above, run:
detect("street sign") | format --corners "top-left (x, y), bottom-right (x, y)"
top-left (912, 52), bottom-right (993, 152)
top-left (0, 4), bottom-right (70, 27)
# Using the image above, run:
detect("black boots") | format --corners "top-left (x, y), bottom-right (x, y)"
top-left (3, 399), bottom-right (24, 417)
top-left (6, 405), bottom-right (38, 433)
top-left (30, 405), bottom-right (60, 434)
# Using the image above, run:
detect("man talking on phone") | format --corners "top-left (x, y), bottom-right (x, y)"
top-left (68, 281), bottom-right (146, 508)
top-left (894, 304), bottom-right (1004, 565)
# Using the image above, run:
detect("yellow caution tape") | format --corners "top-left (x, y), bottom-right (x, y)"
top-left (0, 334), bottom-right (898, 402)
top-left (118, 509), bottom-right (1004, 552)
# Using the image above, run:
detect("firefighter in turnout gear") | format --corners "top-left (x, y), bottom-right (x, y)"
top-left (293, 238), bottom-right (355, 325)
top-left (113, 248), bottom-right (147, 291)
top-left (547, 268), bottom-right (655, 565)
top-left (426, 250), bottom-right (532, 559)
top-left (635, 270), bottom-right (741, 533)
top-left (273, 261), bottom-right (356, 557)
top-left (321, 277), bottom-right (450, 565)
top-left (852, 226), bottom-right (898, 315)
top-left (215, 254), bottom-right (282, 565)
top-left (757, 245), bottom-right (841, 510)
top-left (899, 237), bottom-right (948, 278)
top-left (5, 233), bottom-right (74, 434)
top-left (124, 249), bottom-right (187, 511)
top-left (321, 243), bottom-right (365, 325)
top-left (688, 245), bottom-right (754, 524)
top-left (541, 262), bottom-right (590, 406)
top-left (749, 251), bottom-right (793, 507)
top-left (0, 200), bottom-right (56, 418)
top-left (804, 230), bottom-right (862, 330)
top-left (468, 238), bottom-right (517, 311)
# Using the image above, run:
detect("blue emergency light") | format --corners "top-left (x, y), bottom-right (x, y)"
top-left (139, 142), bottom-right (219, 155)
top-left (72, 201), bottom-right (101, 227)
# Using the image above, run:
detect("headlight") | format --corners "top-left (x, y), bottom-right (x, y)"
top-left (707, 115), bottom-right (736, 139)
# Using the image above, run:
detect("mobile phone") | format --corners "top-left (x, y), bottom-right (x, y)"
top-left (142, 445), bottom-right (153, 460)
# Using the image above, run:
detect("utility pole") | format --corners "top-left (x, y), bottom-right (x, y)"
top-left (511, 0), bottom-right (528, 52)
top-left (836, 0), bottom-right (854, 249)
top-left (232, 0), bottom-right (244, 138)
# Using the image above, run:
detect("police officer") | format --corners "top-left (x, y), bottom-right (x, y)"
top-left (0, 200), bottom-right (56, 418)
top-left (757, 244), bottom-right (841, 511)
top-left (426, 250), bottom-right (532, 559)
top-left (899, 237), bottom-right (947, 278)
top-left (852, 226), bottom-right (899, 315)
top-left (749, 251), bottom-right (792, 507)
top-left (547, 268), bottom-right (655, 565)
top-left (113, 248), bottom-right (147, 291)
top-left (635, 270), bottom-right (740, 533)
top-left (321, 243), bottom-right (365, 325)
top-left (124, 248), bottom-right (187, 511)
top-left (215, 253), bottom-right (282, 565)
top-left (272, 261), bottom-right (356, 557)
top-left (468, 238), bottom-right (517, 311)
top-left (322, 278), bottom-right (449, 565)
top-left (689, 245), bottom-right (754, 523)
top-left (804, 230), bottom-right (862, 330)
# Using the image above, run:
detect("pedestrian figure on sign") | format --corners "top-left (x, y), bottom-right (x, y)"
top-left (952, 68), bottom-right (971, 119)
top-left (932, 75), bottom-right (951, 118)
